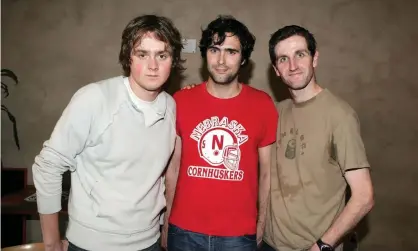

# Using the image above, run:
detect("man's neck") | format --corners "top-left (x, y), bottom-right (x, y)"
top-left (206, 78), bottom-right (242, 99)
top-left (289, 80), bottom-right (323, 104)
top-left (128, 76), bottom-right (159, 102)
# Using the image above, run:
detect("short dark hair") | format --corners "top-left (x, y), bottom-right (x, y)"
top-left (269, 25), bottom-right (317, 65)
top-left (119, 15), bottom-right (185, 76)
top-left (199, 15), bottom-right (255, 67)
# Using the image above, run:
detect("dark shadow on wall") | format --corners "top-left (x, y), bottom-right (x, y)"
top-left (164, 70), bottom-right (186, 95)
top-left (199, 60), bottom-right (209, 82)
top-left (267, 64), bottom-right (291, 102)
top-left (199, 59), bottom-right (255, 85)
top-left (238, 60), bottom-right (254, 85)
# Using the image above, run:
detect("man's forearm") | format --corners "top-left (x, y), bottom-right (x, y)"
top-left (164, 169), bottom-right (179, 222)
top-left (257, 145), bottom-right (272, 229)
top-left (40, 213), bottom-right (61, 246)
top-left (321, 194), bottom-right (374, 246)
top-left (257, 173), bottom-right (270, 227)
top-left (164, 136), bottom-right (181, 223)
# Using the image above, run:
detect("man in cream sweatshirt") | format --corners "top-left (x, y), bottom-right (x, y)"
top-left (32, 14), bottom-right (184, 251)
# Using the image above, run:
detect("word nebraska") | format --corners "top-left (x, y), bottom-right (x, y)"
top-left (187, 166), bottom-right (244, 181)
top-left (190, 116), bottom-right (248, 144)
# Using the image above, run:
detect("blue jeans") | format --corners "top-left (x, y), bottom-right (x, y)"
top-left (167, 223), bottom-right (257, 251)
top-left (67, 240), bottom-right (161, 251)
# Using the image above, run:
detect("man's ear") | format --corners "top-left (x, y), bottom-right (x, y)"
top-left (272, 64), bottom-right (281, 77)
top-left (313, 51), bottom-right (319, 68)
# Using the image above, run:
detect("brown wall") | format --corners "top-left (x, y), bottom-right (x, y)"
top-left (2, 0), bottom-right (418, 249)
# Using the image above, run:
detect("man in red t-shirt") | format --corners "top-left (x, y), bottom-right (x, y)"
top-left (162, 15), bottom-right (278, 251)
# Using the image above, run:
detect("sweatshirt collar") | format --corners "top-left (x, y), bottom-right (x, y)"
top-left (123, 77), bottom-right (167, 127)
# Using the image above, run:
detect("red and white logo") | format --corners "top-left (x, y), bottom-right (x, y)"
top-left (189, 116), bottom-right (248, 181)
top-left (198, 128), bottom-right (241, 171)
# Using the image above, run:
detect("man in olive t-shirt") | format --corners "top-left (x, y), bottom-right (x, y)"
top-left (260, 25), bottom-right (374, 251)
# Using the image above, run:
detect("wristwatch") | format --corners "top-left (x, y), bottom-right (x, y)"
top-left (316, 239), bottom-right (334, 251)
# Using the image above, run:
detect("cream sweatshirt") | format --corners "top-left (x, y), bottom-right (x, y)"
top-left (32, 76), bottom-right (176, 251)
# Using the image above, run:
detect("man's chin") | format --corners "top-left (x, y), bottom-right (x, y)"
top-left (214, 80), bottom-right (233, 85)
top-left (286, 82), bottom-right (309, 91)
top-left (209, 74), bottom-right (237, 85)
top-left (144, 85), bottom-right (164, 92)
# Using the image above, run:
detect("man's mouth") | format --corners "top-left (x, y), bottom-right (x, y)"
top-left (215, 68), bottom-right (228, 73)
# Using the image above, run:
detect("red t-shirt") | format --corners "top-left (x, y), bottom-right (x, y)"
top-left (169, 83), bottom-right (278, 236)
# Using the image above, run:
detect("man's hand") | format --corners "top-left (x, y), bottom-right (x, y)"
top-left (45, 239), bottom-right (68, 251)
top-left (163, 136), bottom-right (182, 251)
top-left (181, 84), bottom-right (197, 90)
top-left (62, 240), bottom-right (68, 251)
top-left (256, 145), bottom-right (273, 247)
top-left (161, 223), bottom-right (168, 250)
top-left (256, 223), bottom-right (263, 247)
top-left (40, 213), bottom-right (66, 251)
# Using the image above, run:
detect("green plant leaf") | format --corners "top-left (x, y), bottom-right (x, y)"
top-left (1, 82), bottom-right (9, 97)
top-left (1, 69), bottom-right (19, 84)
top-left (1, 104), bottom-right (20, 150)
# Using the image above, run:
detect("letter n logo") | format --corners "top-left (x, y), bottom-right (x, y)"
top-left (212, 135), bottom-right (224, 150)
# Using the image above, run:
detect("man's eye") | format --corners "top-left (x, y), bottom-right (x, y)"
top-left (297, 52), bottom-right (305, 58)
top-left (279, 57), bottom-right (287, 63)
top-left (209, 48), bottom-right (217, 53)
top-left (159, 54), bottom-right (168, 59)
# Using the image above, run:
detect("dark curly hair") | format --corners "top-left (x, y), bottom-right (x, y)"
top-left (119, 15), bottom-right (185, 76)
top-left (199, 15), bottom-right (255, 67)
top-left (269, 25), bottom-right (317, 65)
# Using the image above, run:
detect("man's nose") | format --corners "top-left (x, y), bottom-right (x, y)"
top-left (289, 58), bottom-right (297, 71)
top-left (217, 51), bottom-right (226, 65)
top-left (148, 57), bottom-right (158, 70)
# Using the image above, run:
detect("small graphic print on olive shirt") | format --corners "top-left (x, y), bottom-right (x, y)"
top-left (281, 128), bottom-right (307, 159)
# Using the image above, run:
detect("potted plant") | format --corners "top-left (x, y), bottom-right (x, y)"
top-left (1, 69), bottom-right (20, 151)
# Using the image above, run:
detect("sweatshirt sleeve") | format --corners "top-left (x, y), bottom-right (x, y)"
top-left (33, 84), bottom-right (102, 214)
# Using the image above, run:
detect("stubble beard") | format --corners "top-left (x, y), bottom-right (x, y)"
top-left (284, 72), bottom-right (314, 91)
top-left (208, 68), bottom-right (239, 85)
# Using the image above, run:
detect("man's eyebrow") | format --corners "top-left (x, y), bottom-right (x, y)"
top-left (208, 46), bottom-right (240, 52)
top-left (133, 49), bottom-right (171, 54)
top-left (133, 49), bottom-right (147, 53)
top-left (276, 49), bottom-right (310, 58)
top-left (225, 48), bottom-right (239, 52)
top-left (295, 49), bottom-right (310, 55)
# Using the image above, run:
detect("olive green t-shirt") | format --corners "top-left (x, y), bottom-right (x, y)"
top-left (264, 89), bottom-right (370, 251)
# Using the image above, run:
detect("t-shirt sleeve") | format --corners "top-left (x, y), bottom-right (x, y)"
top-left (333, 111), bottom-right (370, 172)
top-left (259, 96), bottom-right (279, 148)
